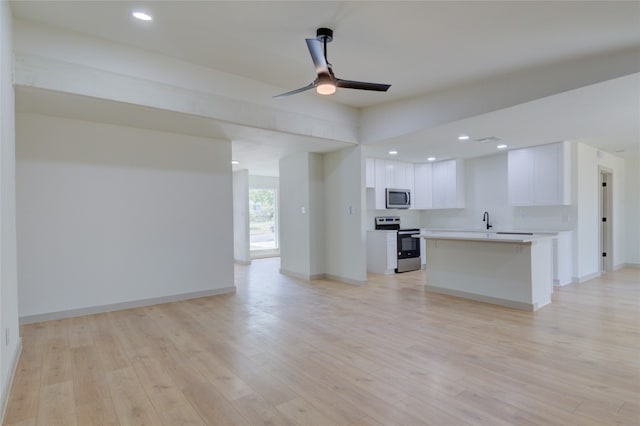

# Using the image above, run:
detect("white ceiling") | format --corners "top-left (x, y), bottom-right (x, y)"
top-left (10, 1), bottom-right (640, 175)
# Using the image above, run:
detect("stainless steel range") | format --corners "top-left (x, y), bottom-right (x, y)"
top-left (374, 217), bottom-right (421, 273)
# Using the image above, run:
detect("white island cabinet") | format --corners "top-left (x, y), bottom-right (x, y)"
top-left (418, 231), bottom-right (555, 311)
top-left (366, 230), bottom-right (397, 274)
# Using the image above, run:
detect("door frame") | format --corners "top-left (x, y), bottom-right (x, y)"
top-left (598, 166), bottom-right (613, 272)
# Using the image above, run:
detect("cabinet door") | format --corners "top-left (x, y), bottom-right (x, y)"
top-left (431, 160), bottom-right (455, 208)
top-left (508, 149), bottom-right (535, 205)
top-left (398, 162), bottom-right (414, 191)
top-left (413, 163), bottom-right (433, 209)
top-left (533, 143), bottom-right (562, 205)
top-left (386, 233), bottom-right (398, 270)
top-left (365, 158), bottom-right (375, 189)
top-left (374, 159), bottom-right (386, 209)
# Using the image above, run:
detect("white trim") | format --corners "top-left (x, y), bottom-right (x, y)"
top-left (19, 287), bottom-right (236, 324)
top-left (425, 285), bottom-right (539, 312)
top-left (279, 268), bottom-right (314, 281)
top-left (323, 273), bottom-right (367, 287)
top-left (279, 269), bottom-right (367, 286)
top-left (234, 259), bottom-right (252, 265)
top-left (615, 263), bottom-right (640, 270)
top-left (572, 271), bottom-right (602, 284)
top-left (1, 338), bottom-right (23, 424)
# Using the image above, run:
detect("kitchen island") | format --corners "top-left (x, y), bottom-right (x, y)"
top-left (416, 231), bottom-right (555, 311)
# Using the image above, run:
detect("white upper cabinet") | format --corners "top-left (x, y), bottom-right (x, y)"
top-left (508, 141), bottom-right (571, 206)
top-left (431, 159), bottom-right (465, 209)
top-left (385, 160), bottom-right (414, 190)
top-left (412, 159), bottom-right (465, 210)
top-left (365, 158), bottom-right (375, 189)
top-left (366, 158), bottom-right (414, 209)
top-left (413, 163), bottom-right (433, 209)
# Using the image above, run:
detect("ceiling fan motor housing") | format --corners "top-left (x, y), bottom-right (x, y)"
top-left (316, 27), bottom-right (333, 43)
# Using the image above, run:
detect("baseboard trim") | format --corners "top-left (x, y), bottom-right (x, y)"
top-left (553, 278), bottom-right (573, 287)
top-left (234, 259), bottom-right (252, 265)
top-left (572, 271), bottom-right (602, 284)
top-left (425, 285), bottom-right (538, 312)
top-left (323, 273), bottom-right (367, 286)
top-left (616, 263), bottom-right (640, 269)
top-left (19, 286), bottom-right (236, 325)
top-left (1, 338), bottom-right (23, 424)
top-left (279, 268), bottom-right (313, 281)
top-left (279, 269), bottom-right (367, 286)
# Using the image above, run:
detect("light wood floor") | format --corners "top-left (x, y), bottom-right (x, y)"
top-left (4, 260), bottom-right (639, 425)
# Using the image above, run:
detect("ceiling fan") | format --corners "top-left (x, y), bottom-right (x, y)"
top-left (274, 28), bottom-right (391, 98)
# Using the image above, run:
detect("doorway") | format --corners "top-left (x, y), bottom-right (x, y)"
top-left (599, 169), bottom-right (613, 272)
top-left (249, 188), bottom-right (280, 258)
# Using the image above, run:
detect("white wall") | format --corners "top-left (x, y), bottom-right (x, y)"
top-left (323, 146), bottom-right (367, 284)
top-left (624, 154), bottom-right (640, 266)
top-left (233, 170), bottom-right (250, 264)
top-left (279, 152), bottom-right (313, 278)
top-left (576, 143), bottom-right (625, 278)
top-left (309, 154), bottom-right (325, 277)
top-left (249, 175), bottom-right (279, 190)
top-left (16, 113), bottom-right (235, 320)
top-left (0, 0), bottom-right (21, 415)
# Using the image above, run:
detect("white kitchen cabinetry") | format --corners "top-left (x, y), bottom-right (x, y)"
top-left (366, 158), bottom-right (415, 210)
top-left (385, 160), bottom-right (414, 191)
top-left (366, 231), bottom-right (397, 275)
top-left (508, 141), bottom-right (571, 206)
top-left (553, 231), bottom-right (573, 286)
top-left (431, 159), bottom-right (465, 209)
top-left (372, 159), bottom-right (387, 209)
top-left (365, 158), bottom-right (375, 189)
top-left (413, 163), bottom-right (433, 209)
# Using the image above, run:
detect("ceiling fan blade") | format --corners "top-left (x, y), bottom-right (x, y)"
top-left (336, 79), bottom-right (391, 92)
top-left (273, 82), bottom-right (316, 98)
top-left (305, 38), bottom-right (330, 75)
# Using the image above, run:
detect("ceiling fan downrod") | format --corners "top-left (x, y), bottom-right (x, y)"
top-left (316, 27), bottom-right (333, 63)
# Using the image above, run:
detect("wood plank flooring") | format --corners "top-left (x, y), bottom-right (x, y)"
top-left (4, 260), bottom-right (639, 425)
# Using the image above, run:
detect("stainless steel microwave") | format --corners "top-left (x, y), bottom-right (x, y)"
top-left (385, 188), bottom-right (411, 209)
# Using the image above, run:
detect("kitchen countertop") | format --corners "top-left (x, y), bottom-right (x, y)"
top-left (414, 230), bottom-right (557, 243)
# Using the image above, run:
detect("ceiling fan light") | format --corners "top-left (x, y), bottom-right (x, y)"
top-left (316, 74), bottom-right (336, 95)
top-left (316, 82), bottom-right (336, 95)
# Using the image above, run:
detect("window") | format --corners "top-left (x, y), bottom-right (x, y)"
top-left (249, 188), bottom-right (279, 254)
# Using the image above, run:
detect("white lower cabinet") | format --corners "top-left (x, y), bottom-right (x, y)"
top-left (366, 230), bottom-right (397, 275)
top-left (553, 231), bottom-right (573, 286)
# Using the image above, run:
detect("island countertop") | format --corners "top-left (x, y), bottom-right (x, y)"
top-left (414, 230), bottom-right (557, 244)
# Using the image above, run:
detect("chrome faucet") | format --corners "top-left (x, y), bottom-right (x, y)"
top-left (482, 211), bottom-right (492, 230)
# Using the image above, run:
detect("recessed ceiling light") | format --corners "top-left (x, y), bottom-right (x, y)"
top-left (496, 144), bottom-right (508, 149)
top-left (132, 11), bottom-right (152, 21)
top-left (388, 150), bottom-right (398, 155)
top-left (231, 160), bottom-right (239, 165)
top-left (427, 157), bottom-right (436, 161)
top-left (458, 135), bottom-right (470, 141)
